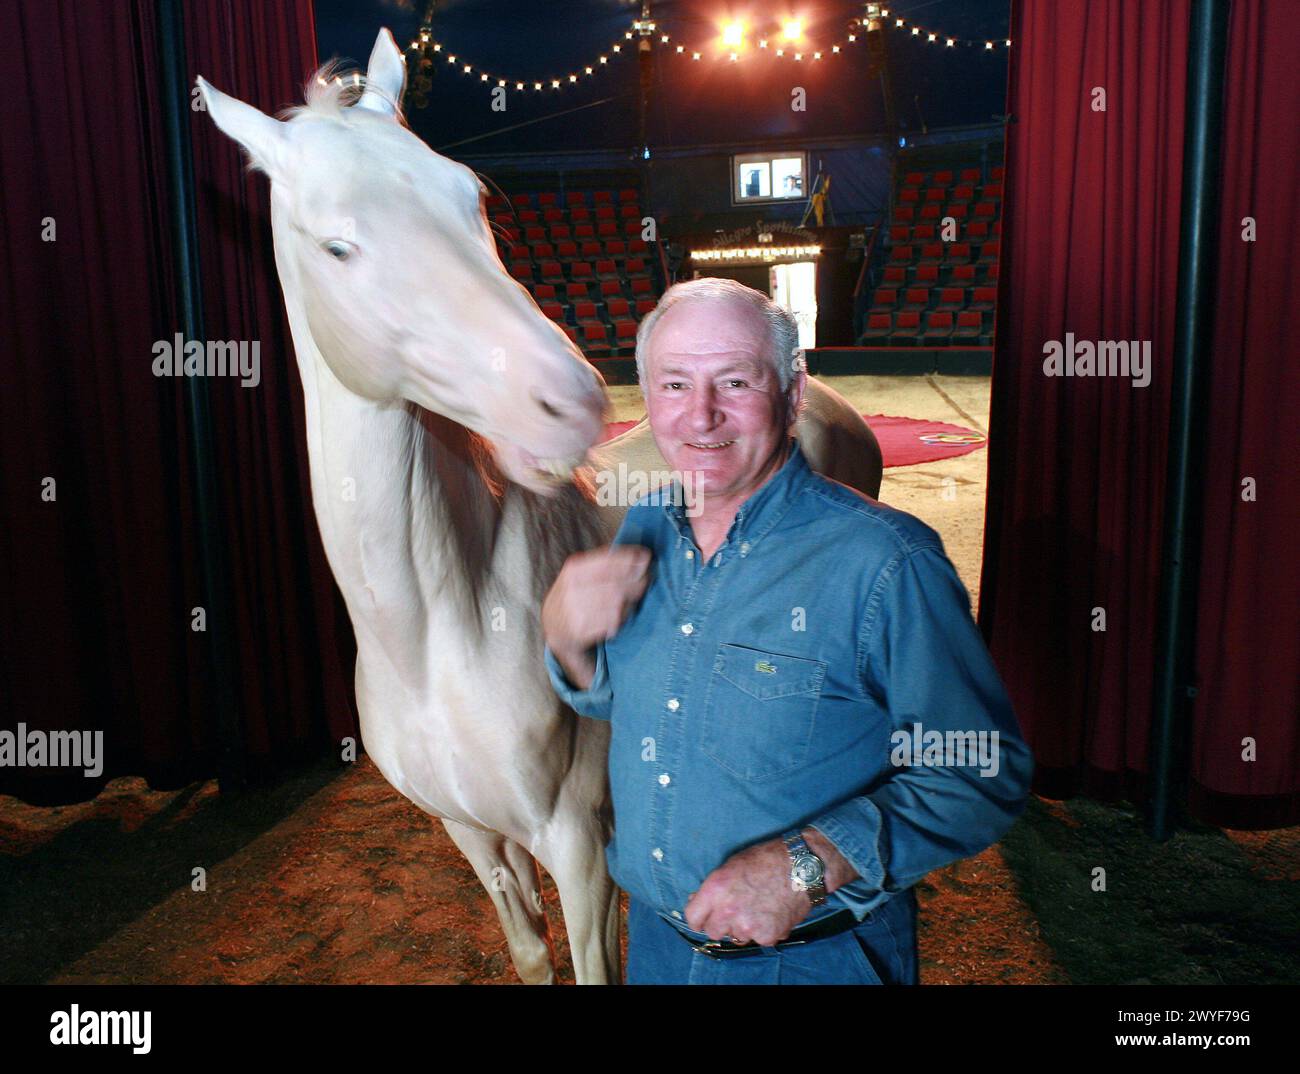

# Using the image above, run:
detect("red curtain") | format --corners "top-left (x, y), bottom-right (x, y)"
top-left (981, 0), bottom-right (1300, 827)
top-left (1189, 0), bottom-right (1300, 828)
top-left (0, 0), bottom-right (356, 804)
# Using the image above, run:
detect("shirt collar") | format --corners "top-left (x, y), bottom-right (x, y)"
top-left (661, 435), bottom-right (812, 552)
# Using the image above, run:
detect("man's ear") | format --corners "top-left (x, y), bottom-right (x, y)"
top-left (786, 359), bottom-right (808, 427)
top-left (197, 76), bottom-right (287, 180)
top-left (356, 27), bottom-right (406, 116)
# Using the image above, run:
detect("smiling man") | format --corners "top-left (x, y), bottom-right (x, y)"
top-left (541, 277), bottom-right (1032, 984)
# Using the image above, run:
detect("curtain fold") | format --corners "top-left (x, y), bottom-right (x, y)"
top-left (1188, 0), bottom-right (1300, 828)
top-left (981, 0), bottom-right (1299, 828)
top-left (0, 0), bottom-right (356, 805)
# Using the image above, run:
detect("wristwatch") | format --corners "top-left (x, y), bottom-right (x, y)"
top-left (783, 830), bottom-right (828, 907)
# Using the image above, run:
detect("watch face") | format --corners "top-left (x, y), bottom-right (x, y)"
top-left (793, 854), bottom-right (824, 886)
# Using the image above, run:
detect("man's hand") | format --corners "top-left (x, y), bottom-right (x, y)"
top-left (541, 544), bottom-right (652, 689)
top-left (684, 828), bottom-right (859, 946)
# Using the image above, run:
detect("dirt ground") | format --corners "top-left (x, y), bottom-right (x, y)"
top-left (3, 375), bottom-right (1296, 985)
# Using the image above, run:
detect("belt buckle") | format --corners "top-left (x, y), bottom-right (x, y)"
top-left (692, 937), bottom-right (757, 959)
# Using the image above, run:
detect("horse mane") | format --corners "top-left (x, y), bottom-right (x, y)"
top-left (281, 60), bottom-right (408, 127)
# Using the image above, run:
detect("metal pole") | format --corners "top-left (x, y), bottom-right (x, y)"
top-left (1146, 0), bottom-right (1230, 840)
top-left (157, 0), bottom-right (245, 791)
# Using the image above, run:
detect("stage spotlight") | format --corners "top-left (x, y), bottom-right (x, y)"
top-left (782, 19), bottom-right (803, 42)
top-left (722, 20), bottom-right (745, 48)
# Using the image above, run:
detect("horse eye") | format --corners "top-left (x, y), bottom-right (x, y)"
top-left (323, 240), bottom-right (352, 261)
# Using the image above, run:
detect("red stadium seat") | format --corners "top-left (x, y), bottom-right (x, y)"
top-left (574, 301), bottom-right (601, 325)
top-left (541, 302), bottom-right (566, 322)
top-left (862, 312), bottom-right (893, 342)
top-left (543, 207), bottom-right (564, 223)
top-left (893, 310), bottom-right (924, 345)
top-left (619, 188), bottom-right (638, 202)
top-left (595, 204), bottom-right (616, 220)
top-left (581, 240), bottom-right (603, 259)
top-left (889, 245), bottom-right (914, 263)
top-left (607, 297), bottom-right (631, 318)
top-left (630, 277), bottom-right (653, 296)
top-left (627, 239), bottom-right (649, 255)
top-left (570, 207), bottom-right (591, 223)
top-left (871, 287), bottom-right (898, 311)
top-left (960, 168), bottom-right (981, 184)
top-left (565, 282), bottom-right (588, 300)
top-left (883, 266), bottom-right (906, 284)
top-left (903, 288), bottom-right (930, 310)
top-left (915, 264), bottom-right (941, 285)
top-left (593, 190), bottom-right (614, 203)
top-left (570, 262), bottom-right (594, 280)
top-left (537, 192), bottom-right (558, 207)
top-left (924, 311), bottom-right (955, 345)
top-left (919, 203), bottom-right (942, 221)
top-left (893, 204), bottom-right (916, 223)
top-left (582, 322), bottom-right (611, 351)
top-left (509, 261), bottom-right (533, 282)
top-left (605, 239), bottom-right (627, 257)
top-left (635, 298), bottom-right (657, 317)
top-left (599, 279), bottom-right (622, 298)
top-left (935, 287), bottom-right (964, 311)
top-left (596, 259), bottom-right (620, 280)
top-left (540, 261), bottom-right (564, 283)
top-left (970, 286), bottom-right (997, 311)
top-left (952, 310), bottom-right (984, 341)
top-left (535, 284), bottom-right (558, 301)
top-left (598, 221), bottom-right (618, 237)
top-left (566, 192), bottom-right (586, 207)
top-left (903, 172), bottom-right (926, 186)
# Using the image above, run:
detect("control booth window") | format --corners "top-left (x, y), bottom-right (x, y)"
top-left (734, 152), bottom-right (807, 203)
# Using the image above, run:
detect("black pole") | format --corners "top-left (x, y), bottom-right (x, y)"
top-left (157, 0), bottom-right (245, 791)
top-left (1147, 0), bottom-right (1230, 840)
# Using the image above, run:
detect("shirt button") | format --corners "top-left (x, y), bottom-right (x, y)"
top-left (658, 772), bottom-right (670, 785)
top-left (680, 623), bottom-right (693, 635)
top-left (740, 541), bottom-right (751, 555)
top-left (666, 698), bottom-right (679, 711)
top-left (671, 910), bottom-right (683, 919)
top-left (685, 549), bottom-right (694, 560)
top-left (712, 554), bottom-right (721, 567)
top-left (651, 847), bottom-right (664, 861)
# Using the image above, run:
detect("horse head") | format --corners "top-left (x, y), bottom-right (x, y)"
top-left (198, 29), bottom-right (608, 494)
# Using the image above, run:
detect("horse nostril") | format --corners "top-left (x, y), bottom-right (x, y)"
top-left (533, 391), bottom-right (563, 419)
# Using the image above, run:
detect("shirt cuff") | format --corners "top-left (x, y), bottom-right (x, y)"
top-left (543, 642), bottom-right (613, 720)
top-left (807, 795), bottom-right (892, 921)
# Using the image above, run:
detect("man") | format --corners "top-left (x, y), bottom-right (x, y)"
top-left (542, 278), bottom-right (1032, 985)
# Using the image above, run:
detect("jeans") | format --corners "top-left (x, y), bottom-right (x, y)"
top-left (625, 888), bottom-right (920, 985)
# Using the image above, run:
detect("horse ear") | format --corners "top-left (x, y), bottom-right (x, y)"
top-left (197, 76), bottom-right (286, 179)
top-left (356, 27), bottom-right (406, 117)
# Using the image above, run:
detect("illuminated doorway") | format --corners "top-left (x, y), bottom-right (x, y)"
top-left (770, 261), bottom-right (817, 349)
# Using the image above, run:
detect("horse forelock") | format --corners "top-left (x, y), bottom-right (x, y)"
top-left (280, 60), bottom-right (409, 129)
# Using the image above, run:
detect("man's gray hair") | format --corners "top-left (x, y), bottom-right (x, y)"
top-left (634, 277), bottom-right (804, 395)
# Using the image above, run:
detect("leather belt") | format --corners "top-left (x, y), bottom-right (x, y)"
top-left (665, 908), bottom-right (859, 959)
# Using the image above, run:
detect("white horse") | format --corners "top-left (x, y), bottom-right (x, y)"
top-left (198, 28), bottom-right (882, 984)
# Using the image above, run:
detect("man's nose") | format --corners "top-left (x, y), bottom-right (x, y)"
top-left (687, 383), bottom-right (722, 429)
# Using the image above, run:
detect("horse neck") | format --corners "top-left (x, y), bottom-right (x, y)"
top-left (271, 214), bottom-right (608, 686)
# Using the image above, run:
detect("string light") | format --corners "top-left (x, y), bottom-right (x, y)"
top-left (399, 11), bottom-right (1009, 110)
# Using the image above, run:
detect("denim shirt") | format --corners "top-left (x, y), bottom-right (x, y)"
top-left (544, 435), bottom-right (1033, 928)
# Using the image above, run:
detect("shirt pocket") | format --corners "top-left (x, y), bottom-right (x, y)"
top-left (701, 642), bottom-right (828, 782)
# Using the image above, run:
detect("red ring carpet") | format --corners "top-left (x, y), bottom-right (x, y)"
top-left (600, 414), bottom-right (987, 469)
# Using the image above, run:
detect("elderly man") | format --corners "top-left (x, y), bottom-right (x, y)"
top-left (542, 278), bottom-right (1032, 985)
